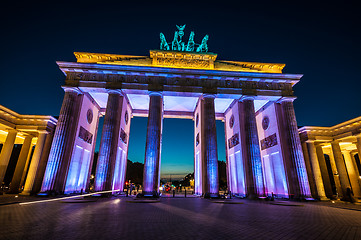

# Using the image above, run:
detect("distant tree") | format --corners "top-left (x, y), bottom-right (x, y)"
top-left (218, 160), bottom-right (227, 190)
top-left (125, 160), bottom-right (144, 185)
top-left (91, 152), bottom-right (99, 176)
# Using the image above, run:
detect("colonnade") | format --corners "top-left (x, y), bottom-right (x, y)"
top-left (0, 88), bottom-right (313, 199)
top-left (0, 105), bottom-right (56, 194)
top-left (300, 123), bottom-right (361, 201)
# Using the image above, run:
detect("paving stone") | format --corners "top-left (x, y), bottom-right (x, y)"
top-left (1, 197), bottom-right (361, 239)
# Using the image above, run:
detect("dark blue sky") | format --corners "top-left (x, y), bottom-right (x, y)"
top-left (1, 1), bottom-right (360, 176)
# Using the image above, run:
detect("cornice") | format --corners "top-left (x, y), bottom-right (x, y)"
top-left (57, 61), bottom-right (302, 84)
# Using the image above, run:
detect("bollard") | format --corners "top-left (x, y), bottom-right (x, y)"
top-left (173, 189), bottom-right (175, 198)
top-left (185, 190), bottom-right (187, 198)
top-left (229, 191), bottom-right (232, 199)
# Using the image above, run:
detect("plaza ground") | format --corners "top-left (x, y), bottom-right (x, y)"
top-left (1, 195), bottom-right (361, 240)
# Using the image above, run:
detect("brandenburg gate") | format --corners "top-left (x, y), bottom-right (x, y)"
top-left (40, 26), bottom-right (312, 198)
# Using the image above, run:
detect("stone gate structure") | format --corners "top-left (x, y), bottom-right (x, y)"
top-left (37, 48), bottom-right (312, 199)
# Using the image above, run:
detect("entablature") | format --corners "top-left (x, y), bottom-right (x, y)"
top-left (58, 61), bottom-right (299, 97)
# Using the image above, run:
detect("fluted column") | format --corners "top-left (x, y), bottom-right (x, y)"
top-left (41, 87), bottom-right (83, 193)
top-left (342, 150), bottom-right (361, 198)
top-left (22, 132), bottom-right (48, 195)
top-left (143, 92), bottom-right (163, 197)
top-left (279, 97), bottom-right (311, 198)
top-left (201, 94), bottom-right (219, 198)
top-left (306, 141), bottom-right (328, 200)
top-left (315, 144), bottom-right (333, 198)
top-left (0, 129), bottom-right (17, 186)
top-left (356, 137), bottom-right (361, 172)
top-left (9, 135), bottom-right (33, 193)
top-left (32, 132), bottom-right (54, 194)
top-left (331, 141), bottom-right (351, 200)
top-left (94, 90), bottom-right (123, 191)
top-left (20, 144), bottom-right (34, 188)
top-left (239, 96), bottom-right (264, 198)
top-left (327, 147), bottom-right (343, 199)
top-left (301, 142), bottom-right (318, 198)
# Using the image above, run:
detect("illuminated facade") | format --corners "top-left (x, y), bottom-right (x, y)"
top-left (36, 47), bottom-right (312, 199)
top-left (299, 118), bottom-right (361, 201)
top-left (0, 105), bottom-right (56, 194)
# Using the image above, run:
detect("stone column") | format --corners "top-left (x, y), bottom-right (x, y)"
top-left (20, 144), bottom-right (34, 188)
top-left (239, 96), bottom-right (264, 198)
top-left (21, 132), bottom-right (48, 195)
top-left (331, 141), bottom-right (351, 200)
top-left (315, 144), bottom-right (333, 198)
top-left (306, 141), bottom-right (328, 200)
top-left (342, 150), bottom-right (361, 198)
top-left (94, 90), bottom-right (123, 191)
top-left (356, 136), bottom-right (361, 171)
top-left (279, 97), bottom-right (311, 198)
top-left (0, 129), bottom-right (17, 186)
top-left (41, 87), bottom-right (83, 193)
top-left (9, 135), bottom-right (33, 193)
top-left (301, 142), bottom-right (318, 198)
top-left (327, 147), bottom-right (343, 199)
top-left (201, 94), bottom-right (219, 198)
top-left (142, 92), bottom-right (163, 197)
top-left (32, 132), bottom-right (54, 194)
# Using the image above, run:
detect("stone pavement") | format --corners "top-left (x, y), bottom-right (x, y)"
top-left (1, 195), bottom-right (361, 240)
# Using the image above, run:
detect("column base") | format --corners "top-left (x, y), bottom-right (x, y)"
top-left (19, 191), bottom-right (31, 196)
top-left (246, 194), bottom-right (263, 200)
top-left (137, 191), bottom-right (160, 199)
top-left (203, 192), bottom-right (220, 199)
top-left (319, 196), bottom-right (330, 201)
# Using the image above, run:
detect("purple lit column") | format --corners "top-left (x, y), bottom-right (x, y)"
top-left (201, 94), bottom-right (219, 197)
top-left (41, 87), bottom-right (83, 193)
top-left (94, 90), bottom-right (123, 191)
top-left (239, 96), bottom-right (264, 198)
top-left (279, 97), bottom-right (311, 198)
top-left (143, 92), bottom-right (163, 196)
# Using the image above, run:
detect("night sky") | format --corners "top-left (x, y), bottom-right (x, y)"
top-left (1, 2), bottom-right (360, 177)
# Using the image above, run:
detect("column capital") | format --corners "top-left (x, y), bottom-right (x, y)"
top-left (62, 86), bottom-right (82, 94)
top-left (37, 130), bottom-right (49, 135)
top-left (107, 89), bottom-right (123, 95)
top-left (6, 129), bottom-right (18, 134)
top-left (202, 93), bottom-right (216, 99)
top-left (148, 91), bottom-right (163, 97)
top-left (276, 96), bottom-right (297, 103)
top-left (354, 134), bottom-right (361, 139)
top-left (239, 95), bottom-right (255, 102)
top-left (341, 149), bottom-right (352, 154)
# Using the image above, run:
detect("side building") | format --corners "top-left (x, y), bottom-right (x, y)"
top-left (0, 105), bottom-right (57, 194)
top-left (299, 117), bottom-right (361, 201)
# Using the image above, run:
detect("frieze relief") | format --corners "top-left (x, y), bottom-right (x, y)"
top-left (153, 58), bottom-right (211, 69)
top-left (66, 72), bottom-right (292, 92)
top-left (260, 133), bottom-right (278, 150)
